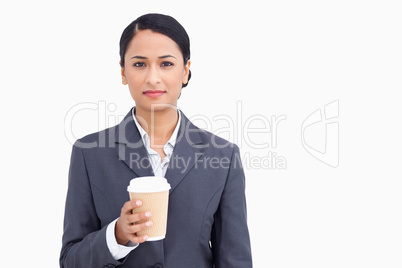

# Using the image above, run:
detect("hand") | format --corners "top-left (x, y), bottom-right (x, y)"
top-left (115, 200), bottom-right (152, 245)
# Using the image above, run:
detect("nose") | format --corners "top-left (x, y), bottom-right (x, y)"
top-left (145, 65), bottom-right (161, 86)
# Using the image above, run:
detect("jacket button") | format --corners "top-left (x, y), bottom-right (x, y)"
top-left (154, 264), bottom-right (163, 268)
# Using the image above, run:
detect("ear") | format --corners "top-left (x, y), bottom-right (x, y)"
top-left (182, 59), bottom-right (191, 84)
top-left (120, 61), bottom-right (128, 85)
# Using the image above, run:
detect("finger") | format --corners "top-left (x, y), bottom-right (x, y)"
top-left (121, 200), bottom-right (142, 215)
top-left (126, 211), bottom-right (152, 224)
top-left (125, 220), bottom-right (153, 244)
top-left (127, 219), bottom-right (153, 234)
top-left (127, 233), bottom-right (149, 244)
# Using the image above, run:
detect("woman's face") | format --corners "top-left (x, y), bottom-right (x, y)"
top-left (121, 29), bottom-right (190, 113)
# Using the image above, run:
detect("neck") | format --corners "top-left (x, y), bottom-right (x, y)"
top-left (134, 106), bottom-right (179, 146)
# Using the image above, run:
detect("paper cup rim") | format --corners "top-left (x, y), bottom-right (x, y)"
top-left (145, 235), bottom-right (165, 241)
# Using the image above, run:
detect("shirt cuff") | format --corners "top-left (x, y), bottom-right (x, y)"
top-left (106, 218), bottom-right (139, 260)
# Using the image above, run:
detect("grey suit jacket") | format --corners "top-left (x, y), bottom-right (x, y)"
top-left (60, 108), bottom-right (252, 268)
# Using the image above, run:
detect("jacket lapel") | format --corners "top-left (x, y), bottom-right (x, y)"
top-left (165, 112), bottom-right (204, 194)
top-left (115, 108), bottom-right (154, 177)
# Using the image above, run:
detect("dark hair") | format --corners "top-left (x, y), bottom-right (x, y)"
top-left (119, 13), bottom-right (191, 88)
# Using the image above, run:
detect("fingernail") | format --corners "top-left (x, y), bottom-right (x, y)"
top-left (143, 235), bottom-right (148, 241)
top-left (145, 221), bottom-right (153, 227)
top-left (136, 200), bottom-right (142, 206)
top-left (145, 211), bottom-right (151, 217)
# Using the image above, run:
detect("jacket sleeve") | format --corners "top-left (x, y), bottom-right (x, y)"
top-left (60, 141), bottom-right (125, 268)
top-left (211, 145), bottom-right (253, 267)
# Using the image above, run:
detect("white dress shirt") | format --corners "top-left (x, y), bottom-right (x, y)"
top-left (106, 107), bottom-right (182, 260)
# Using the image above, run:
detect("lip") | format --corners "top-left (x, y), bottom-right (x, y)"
top-left (143, 90), bottom-right (166, 98)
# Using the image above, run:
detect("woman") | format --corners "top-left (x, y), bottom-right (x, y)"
top-left (60, 13), bottom-right (252, 268)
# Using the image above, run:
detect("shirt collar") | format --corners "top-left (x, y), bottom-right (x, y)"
top-left (131, 107), bottom-right (182, 148)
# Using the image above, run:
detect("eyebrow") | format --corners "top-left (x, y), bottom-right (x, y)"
top-left (130, 55), bottom-right (177, 60)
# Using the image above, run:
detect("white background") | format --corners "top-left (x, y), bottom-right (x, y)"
top-left (1, 0), bottom-right (401, 267)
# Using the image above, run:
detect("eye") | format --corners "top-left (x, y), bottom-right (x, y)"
top-left (134, 62), bottom-right (146, 67)
top-left (161, 61), bottom-right (174, 67)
